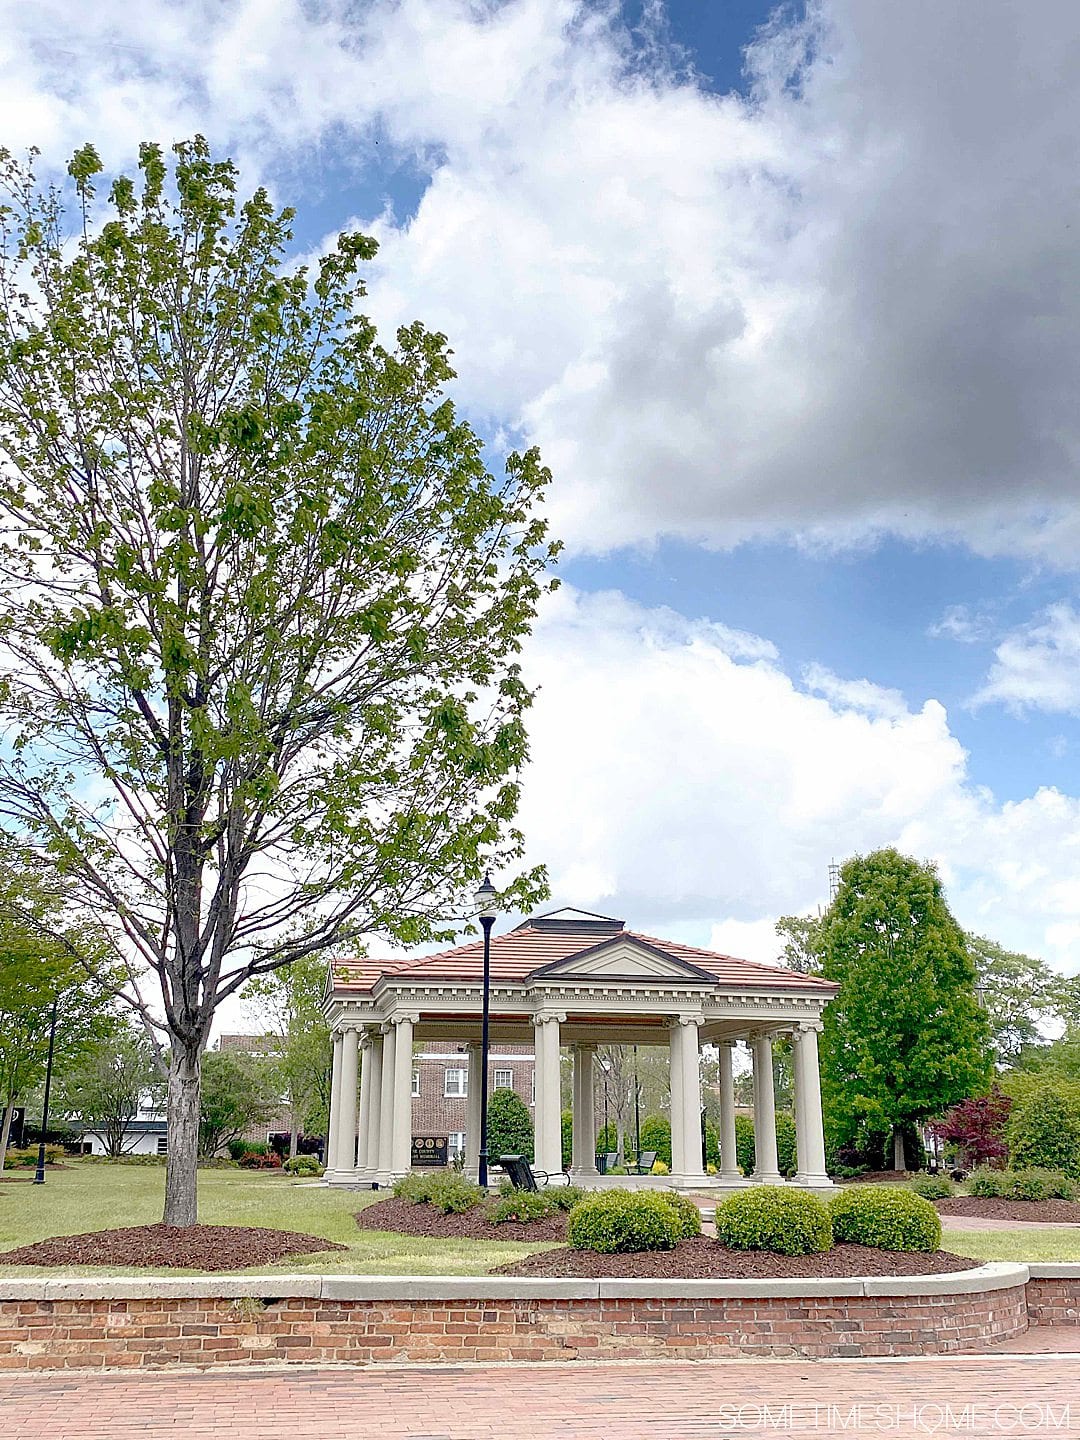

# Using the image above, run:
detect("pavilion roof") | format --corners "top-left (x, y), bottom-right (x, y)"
top-left (331, 917), bottom-right (837, 996)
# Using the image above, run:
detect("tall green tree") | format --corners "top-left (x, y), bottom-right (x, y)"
top-left (56, 1019), bottom-right (160, 1157)
top-left (775, 913), bottom-right (825, 974)
top-left (243, 954), bottom-right (332, 1155)
top-left (0, 139), bottom-right (557, 1223)
top-left (819, 849), bottom-right (991, 1167)
top-left (965, 933), bottom-right (1060, 1064)
top-left (0, 849), bottom-right (114, 1168)
top-left (198, 1049), bottom-right (276, 1159)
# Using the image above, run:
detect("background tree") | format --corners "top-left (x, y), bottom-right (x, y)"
top-left (243, 955), bottom-right (331, 1156)
top-left (775, 913), bottom-right (825, 974)
top-left (486, 1086), bottom-right (533, 1163)
top-left (0, 847), bottom-right (115, 1168)
top-left (197, 1050), bottom-right (276, 1159)
top-left (1006, 1082), bottom-right (1080, 1177)
top-left (56, 1019), bottom-right (159, 1157)
top-left (0, 139), bottom-right (557, 1223)
top-left (819, 849), bottom-right (991, 1168)
top-left (965, 934), bottom-right (1060, 1065)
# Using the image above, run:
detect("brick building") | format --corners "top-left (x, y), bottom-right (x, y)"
top-left (411, 1042), bottom-right (535, 1162)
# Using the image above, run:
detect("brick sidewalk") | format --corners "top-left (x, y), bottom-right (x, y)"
top-left (1, 1353), bottom-right (1079, 1440)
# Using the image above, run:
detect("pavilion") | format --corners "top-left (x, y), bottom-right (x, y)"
top-left (322, 907), bottom-right (839, 1192)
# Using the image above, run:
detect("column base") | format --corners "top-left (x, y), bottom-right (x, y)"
top-left (749, 1171), bottom-right (786, 1185)
top-left (793, 1172), bottom-right (835, 1191)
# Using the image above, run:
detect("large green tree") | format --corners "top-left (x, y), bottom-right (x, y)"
top-left (819, 849), bottom-right (991, 1167)
top-left (0, 140), bottom-right (557, 1223)
top-left (242, 954), bottom-right (332, 1155)
top-left (56, 1019), bottom-right (160, 1157)
top-left (965, 933), bottom-right (1060, 1065)
top-left (0, 847), bottom-right (114, 1168)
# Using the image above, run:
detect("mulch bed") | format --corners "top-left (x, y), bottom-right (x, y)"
top-left (356, 1196), bottom-right (569, 1243)
top-left (494, 1236), bottom-right (980, 1279)
top-left (937, 1195), bottom-right (1080, 1225)
top-left (0, 1224), bottom-right (347, 1272)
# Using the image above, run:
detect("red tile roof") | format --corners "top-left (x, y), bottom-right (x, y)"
top-left (332, 925), bottom-right (837, 995)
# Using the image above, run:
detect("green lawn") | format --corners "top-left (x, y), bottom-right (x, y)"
top-left (941, 1225), bottom-right (1080, 1264)
top-left (0, 1162), bottom-right (554, 1277)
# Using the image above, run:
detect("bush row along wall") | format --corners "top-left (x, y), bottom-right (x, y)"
top-left (0, 1264), bottom-right (1057, 1369)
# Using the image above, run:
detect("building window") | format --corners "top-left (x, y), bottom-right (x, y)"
top-left (448, 1132), bottom-right (465, 1160)
top-left (412, 1068), bottom-right (420, 1097)
top-left (444, 1067), bottom-right (468, 1098)
top-left (156, 1137), bottom-right (168, 1155)
top-left (493, 1068), bottom-right (512, 1090)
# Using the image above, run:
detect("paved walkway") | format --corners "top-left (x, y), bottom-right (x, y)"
top-left (3, 1349), bottom-right (1080, 1439)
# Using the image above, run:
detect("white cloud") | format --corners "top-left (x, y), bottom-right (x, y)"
top-left (973, 604), bottom-right (1080, 714)
top-left (5, 2), bottom-right (1080, 555)
top-left (519, 586), bottom-right (1080, 973)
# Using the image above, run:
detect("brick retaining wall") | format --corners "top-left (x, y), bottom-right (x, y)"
top-left (0, 1267), bottom-right (1032, 1370)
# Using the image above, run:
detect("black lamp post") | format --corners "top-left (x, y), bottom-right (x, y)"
top-left (633, 1043), bottom-right (640, 1163)
top-left (475, 874), bottom-right (497, 1188)
top-left (33, 994), bottom-right (60, 1186)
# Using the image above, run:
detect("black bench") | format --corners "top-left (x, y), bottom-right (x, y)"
top-left (495, 1154), bottom-right (570, 1189)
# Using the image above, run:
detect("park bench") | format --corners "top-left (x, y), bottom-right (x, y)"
top-left (495, 1154), bottom-right (571, 1189)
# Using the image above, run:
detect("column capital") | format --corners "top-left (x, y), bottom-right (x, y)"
top-left (670, 1013), bottom-right (704, 1029)
top-left (747, 1027), bottom-right (775, 1044)
top-left (534, 1010), bottom-right (566, 1026)
top-left (359, 1028), bottom-right (375, 1050)
top-left (792, 1019), bottom-right (824, 1036)
top-left (391, 1012), bottom-right (419, 1027)
top-left (716, 1037), bottom-right (738, 1050)
top-left (340, 1020), bottom-right (363, 1035)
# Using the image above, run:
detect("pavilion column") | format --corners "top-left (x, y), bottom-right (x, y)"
top-left (792, 1022), bottom-right (832, 1186)
top-left (533, 1012), bottom-right (564, 1177)
top-left (717, 1040), bottom-right (742, 1182)
top-left (337, 1024), bottom-right (360, 1172)
top-left (668, 1019), bottom-right (686, 1176)
top-left (464, 1043), bottom-right (483, 1179)
top-left (375, 1021), bottom-right (397, 1183)
top-left (326, 1030), bottom-right (344, 1176)
top-left (390, 1014), bottom-right (416, 1177)
top-left (358, 1030), bottom-right (382, 1181)
top-left (570, 1044), bottom-right (597, 1175)
top-left (750, 1030), bottom-right (783, 1183)
top-left (675, 1016), bottom-right (705, 1184)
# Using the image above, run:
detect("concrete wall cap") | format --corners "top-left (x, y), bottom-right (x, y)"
top-left (36, 1275), bottom-right (323, 1302)
top-left (860, 1262), bottom-right (1028, 1297)
top-left (1026, 1263), bottom-right (1080, 1279)
top-left (0, 1280), bottom-right (49, 1301)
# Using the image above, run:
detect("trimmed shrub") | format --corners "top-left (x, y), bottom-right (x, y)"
top-left (638, 1115), bottom-right (672, 1169)
top-left (238, 1148), bottom-right (281, 1169)
top-left (1008, 1168), bottom-right (1076, 1202)
top-left (828, 1186), bottom-right (941, 1252)
top-left (486, 1088), bottom-right (534, 1164)
top-left (659, 1190), bottom-right (703, 1239)
top-left (567, 1190), bottom-right (683, 1253)
top-left (283, 1154), bottom-right (323, 1176)
top-left (561, 1110), bottom-right (573, 1170)
top-left (426, 1172), bottom-right (484, 1214)
top-left (549, 1184), bottom-right (585, 1211)
top-left (5, 1146), bottom-right (65, 1168)
top-left (910, 1174), bottom-right (954, 1200)
top-left (1007, 1083), bottom-right (1080, 1178)
top-left (489, 1189), bottom-right (555, 1224)
top-left (969, 1167), bottom-right (1008, 1197)
top-left (775, 1113), bottom-right (797, 1177)
top-left (393, 1172), bottom-right (434, 1205)
top-left (650, 1159), bottom-right (669, 1175)
top-left (735, 1114), bottom-right (755, 1174)
top-left (715, 1186), bottom-right (833, 1256)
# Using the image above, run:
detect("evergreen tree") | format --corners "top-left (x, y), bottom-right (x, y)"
top-left (486, 1087), bottom-right (533, 1163)
top-left (820, 848), bottom-right (991, 1166)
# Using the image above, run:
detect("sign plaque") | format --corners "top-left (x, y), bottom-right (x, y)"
top-left (411, 1135), bottom-right (449, 1167)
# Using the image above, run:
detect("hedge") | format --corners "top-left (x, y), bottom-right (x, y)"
top-left (828, 1186), bottom-right (941, 1252)
top-left (715, 1186), bottom-right (832, 1255)
top-left (567, 1190), bottom-right (683, 1253)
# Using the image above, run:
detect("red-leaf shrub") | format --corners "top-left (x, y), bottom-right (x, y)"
top-left (930, 1087), bottom-right (1012, 1168)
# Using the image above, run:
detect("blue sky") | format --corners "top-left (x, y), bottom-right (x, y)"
top-left (4, 0), bottom-right (1080, 971)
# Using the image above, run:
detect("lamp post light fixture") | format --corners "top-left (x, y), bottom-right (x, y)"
top-left (33, 994), bottom-right (60, 1186)
top-left (475, 874), bottom-right (498, 1188)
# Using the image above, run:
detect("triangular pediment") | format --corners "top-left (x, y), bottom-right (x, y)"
top-left (528, 936), bottom-right (715, 984)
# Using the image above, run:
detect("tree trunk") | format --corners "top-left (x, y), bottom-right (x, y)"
top-left (0, 1099), bottom-right (13, 1173)
top-left (289, 1118), bottom-right (299, 1159)
top-left (164, 1043), bottom-right (202, 1225)
top-left (892, 1127), bottom-right (906, 1172)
